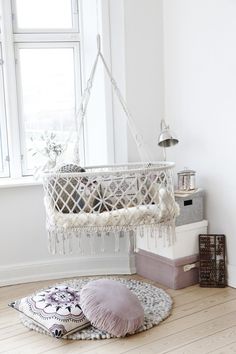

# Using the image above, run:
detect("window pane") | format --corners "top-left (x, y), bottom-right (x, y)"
top-left (17, 46), bottom-right (78, 173)
top-left (14, 0), bottom-right (73, 30)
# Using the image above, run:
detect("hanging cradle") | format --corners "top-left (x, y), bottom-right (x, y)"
top-left (42, 36), bottom-right (179, 255)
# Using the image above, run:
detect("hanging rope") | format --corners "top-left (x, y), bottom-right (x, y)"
top-left (42, 35), bottom-right (179, 256)
top-left (74, 35), bottom-right (151, 164)
top-left (74, 50), bottom-right (100, 163)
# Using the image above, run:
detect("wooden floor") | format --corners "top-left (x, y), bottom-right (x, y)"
top-left (1, 275), bottom-right (236, 354)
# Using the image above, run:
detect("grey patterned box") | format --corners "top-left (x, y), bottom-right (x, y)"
top-left (175, 189), bottom-right (204, 226)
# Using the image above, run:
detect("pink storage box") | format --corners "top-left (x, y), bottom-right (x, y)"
top-left (135, 249), bottom-right (199, 289)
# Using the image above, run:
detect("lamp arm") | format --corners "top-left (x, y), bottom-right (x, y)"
top-left (160, 119), bottom-right (169, 131)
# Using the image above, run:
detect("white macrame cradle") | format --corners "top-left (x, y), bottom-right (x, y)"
top-left (42, 36), bottom-right (179, 255)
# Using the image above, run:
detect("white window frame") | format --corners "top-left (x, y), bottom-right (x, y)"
top-left (0, 0), bottom-right (22, 178)
top-left (11, 0), bottom-right (79, 34)
top-left (0, 0), bottom-right (116, 181)
top-left (0, 46), bottom-right (10, 177)
top-left (0, 0), bottom-right (83, 178)
top-left (15, 41), bottom-right (81, 176)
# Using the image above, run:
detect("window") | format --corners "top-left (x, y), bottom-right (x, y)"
top-left (0, 0), bottom-right (115, 179)
top-left (0, 0), bottom-right (82, 177)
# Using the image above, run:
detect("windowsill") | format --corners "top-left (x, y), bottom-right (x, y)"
top-left (0, 176), bottom-right (42, 189)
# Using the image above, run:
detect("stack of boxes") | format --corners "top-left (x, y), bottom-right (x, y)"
top-left (135, 189), bottom-right (208, 289)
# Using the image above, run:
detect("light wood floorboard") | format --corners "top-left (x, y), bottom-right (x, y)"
top-left (0, 276), bottom-right (235, 354)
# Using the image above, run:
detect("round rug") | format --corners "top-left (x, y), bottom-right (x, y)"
top-left (21, 277), bottom-right (173, 340)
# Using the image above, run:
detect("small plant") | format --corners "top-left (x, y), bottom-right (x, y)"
top-left (29, 131), bottom-right (65, 173)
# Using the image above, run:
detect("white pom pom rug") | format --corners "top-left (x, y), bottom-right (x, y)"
top-left (21, 277), bottom-right (173, 340)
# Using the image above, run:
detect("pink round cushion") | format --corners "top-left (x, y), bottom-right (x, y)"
top-left (79, 279), bottom-right (144, 337)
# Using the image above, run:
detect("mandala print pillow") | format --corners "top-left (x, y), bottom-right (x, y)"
top-left (9, 285), bottom-right (90, 338)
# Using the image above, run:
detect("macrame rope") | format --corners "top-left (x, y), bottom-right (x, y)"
top-left (99, 51), bottom-right (151, 162)
top-left (74, 35), bottom-right (151, 164)
top-left (74, 51), bottom-right (100, 163)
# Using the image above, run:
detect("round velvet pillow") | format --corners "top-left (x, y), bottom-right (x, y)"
top-left (79, 279), bottom-right (144, 337)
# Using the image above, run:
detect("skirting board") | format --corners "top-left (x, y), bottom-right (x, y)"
top-left (0, 254), bottom-right (136, 287)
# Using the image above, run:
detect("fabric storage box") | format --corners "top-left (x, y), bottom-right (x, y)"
top-left (175, 189), bottom-right (204, 226)
top-left (135, 250), bottom-right (199, 289)
top-left (136, 220), bottom-right (208, 260)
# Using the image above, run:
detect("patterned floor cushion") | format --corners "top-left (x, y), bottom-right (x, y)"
top-left (9, 285), bottom-right (90, 338)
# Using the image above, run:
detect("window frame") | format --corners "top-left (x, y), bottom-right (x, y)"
top-left (0, 0), bottom-right (22, 178)
top-left (0, 45), bottom-right (10, 177)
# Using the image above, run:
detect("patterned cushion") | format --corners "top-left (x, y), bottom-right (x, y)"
top-left (9, 285), bottom-right (90, 338)
top-left (51, 164), bottom-right (100, 214)
top-left (52, 164), bottom-right (86, 213)
top-left (101, 176), bottom-right (142, 210)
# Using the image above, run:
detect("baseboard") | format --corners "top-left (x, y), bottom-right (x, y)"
top-left (227, 264), bottom-right (236, 288)
top-left (0, 254), bottom-right (136, 287)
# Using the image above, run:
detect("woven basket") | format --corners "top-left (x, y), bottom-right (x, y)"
top-left (42, 162), bottom-right (179, 254)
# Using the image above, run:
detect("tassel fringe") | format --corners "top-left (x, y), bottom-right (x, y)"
top-left (46, 220), bottom-right (176, 255)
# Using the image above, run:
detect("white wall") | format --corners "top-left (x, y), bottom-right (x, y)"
top-left (109, 0), bottom-right (164, 164)
top-left (0, 186), bottom-right (48, 265)
top-left (123, 0), bottom-right (164, 162)
top-left (163, 0), bottom-right (236, 286)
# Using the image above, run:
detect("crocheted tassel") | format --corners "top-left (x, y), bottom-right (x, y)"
top-left (80, 232), bottom-right (85, 256)
top-left (146, 227), bottom-right (151, 251)
top-left (68, 236), bottom-right (73, 254)
top-left (101, 232), bottom-right (105, 253)
top-left (57, 231), bottom-right (65, 255)
top-left (48, 231), bottom-right (55, 255)
top-left (132, 230), bottom-right (137, 253)
top-left (115, 232), bottom-right (120, 253)
top-left (170, 219), bottom-right (176, 245)
top-left (154, 226), bottom-right (158, 249)
top-left (128, 230), bottom-right (134, 254)
top-left (76, 232), bottom-right (82, 254)
top-left (45, 219), bottom-right (177, 255)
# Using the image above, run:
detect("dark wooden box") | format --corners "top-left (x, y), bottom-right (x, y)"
top-left (199, 234), bottom-right (226, 287)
